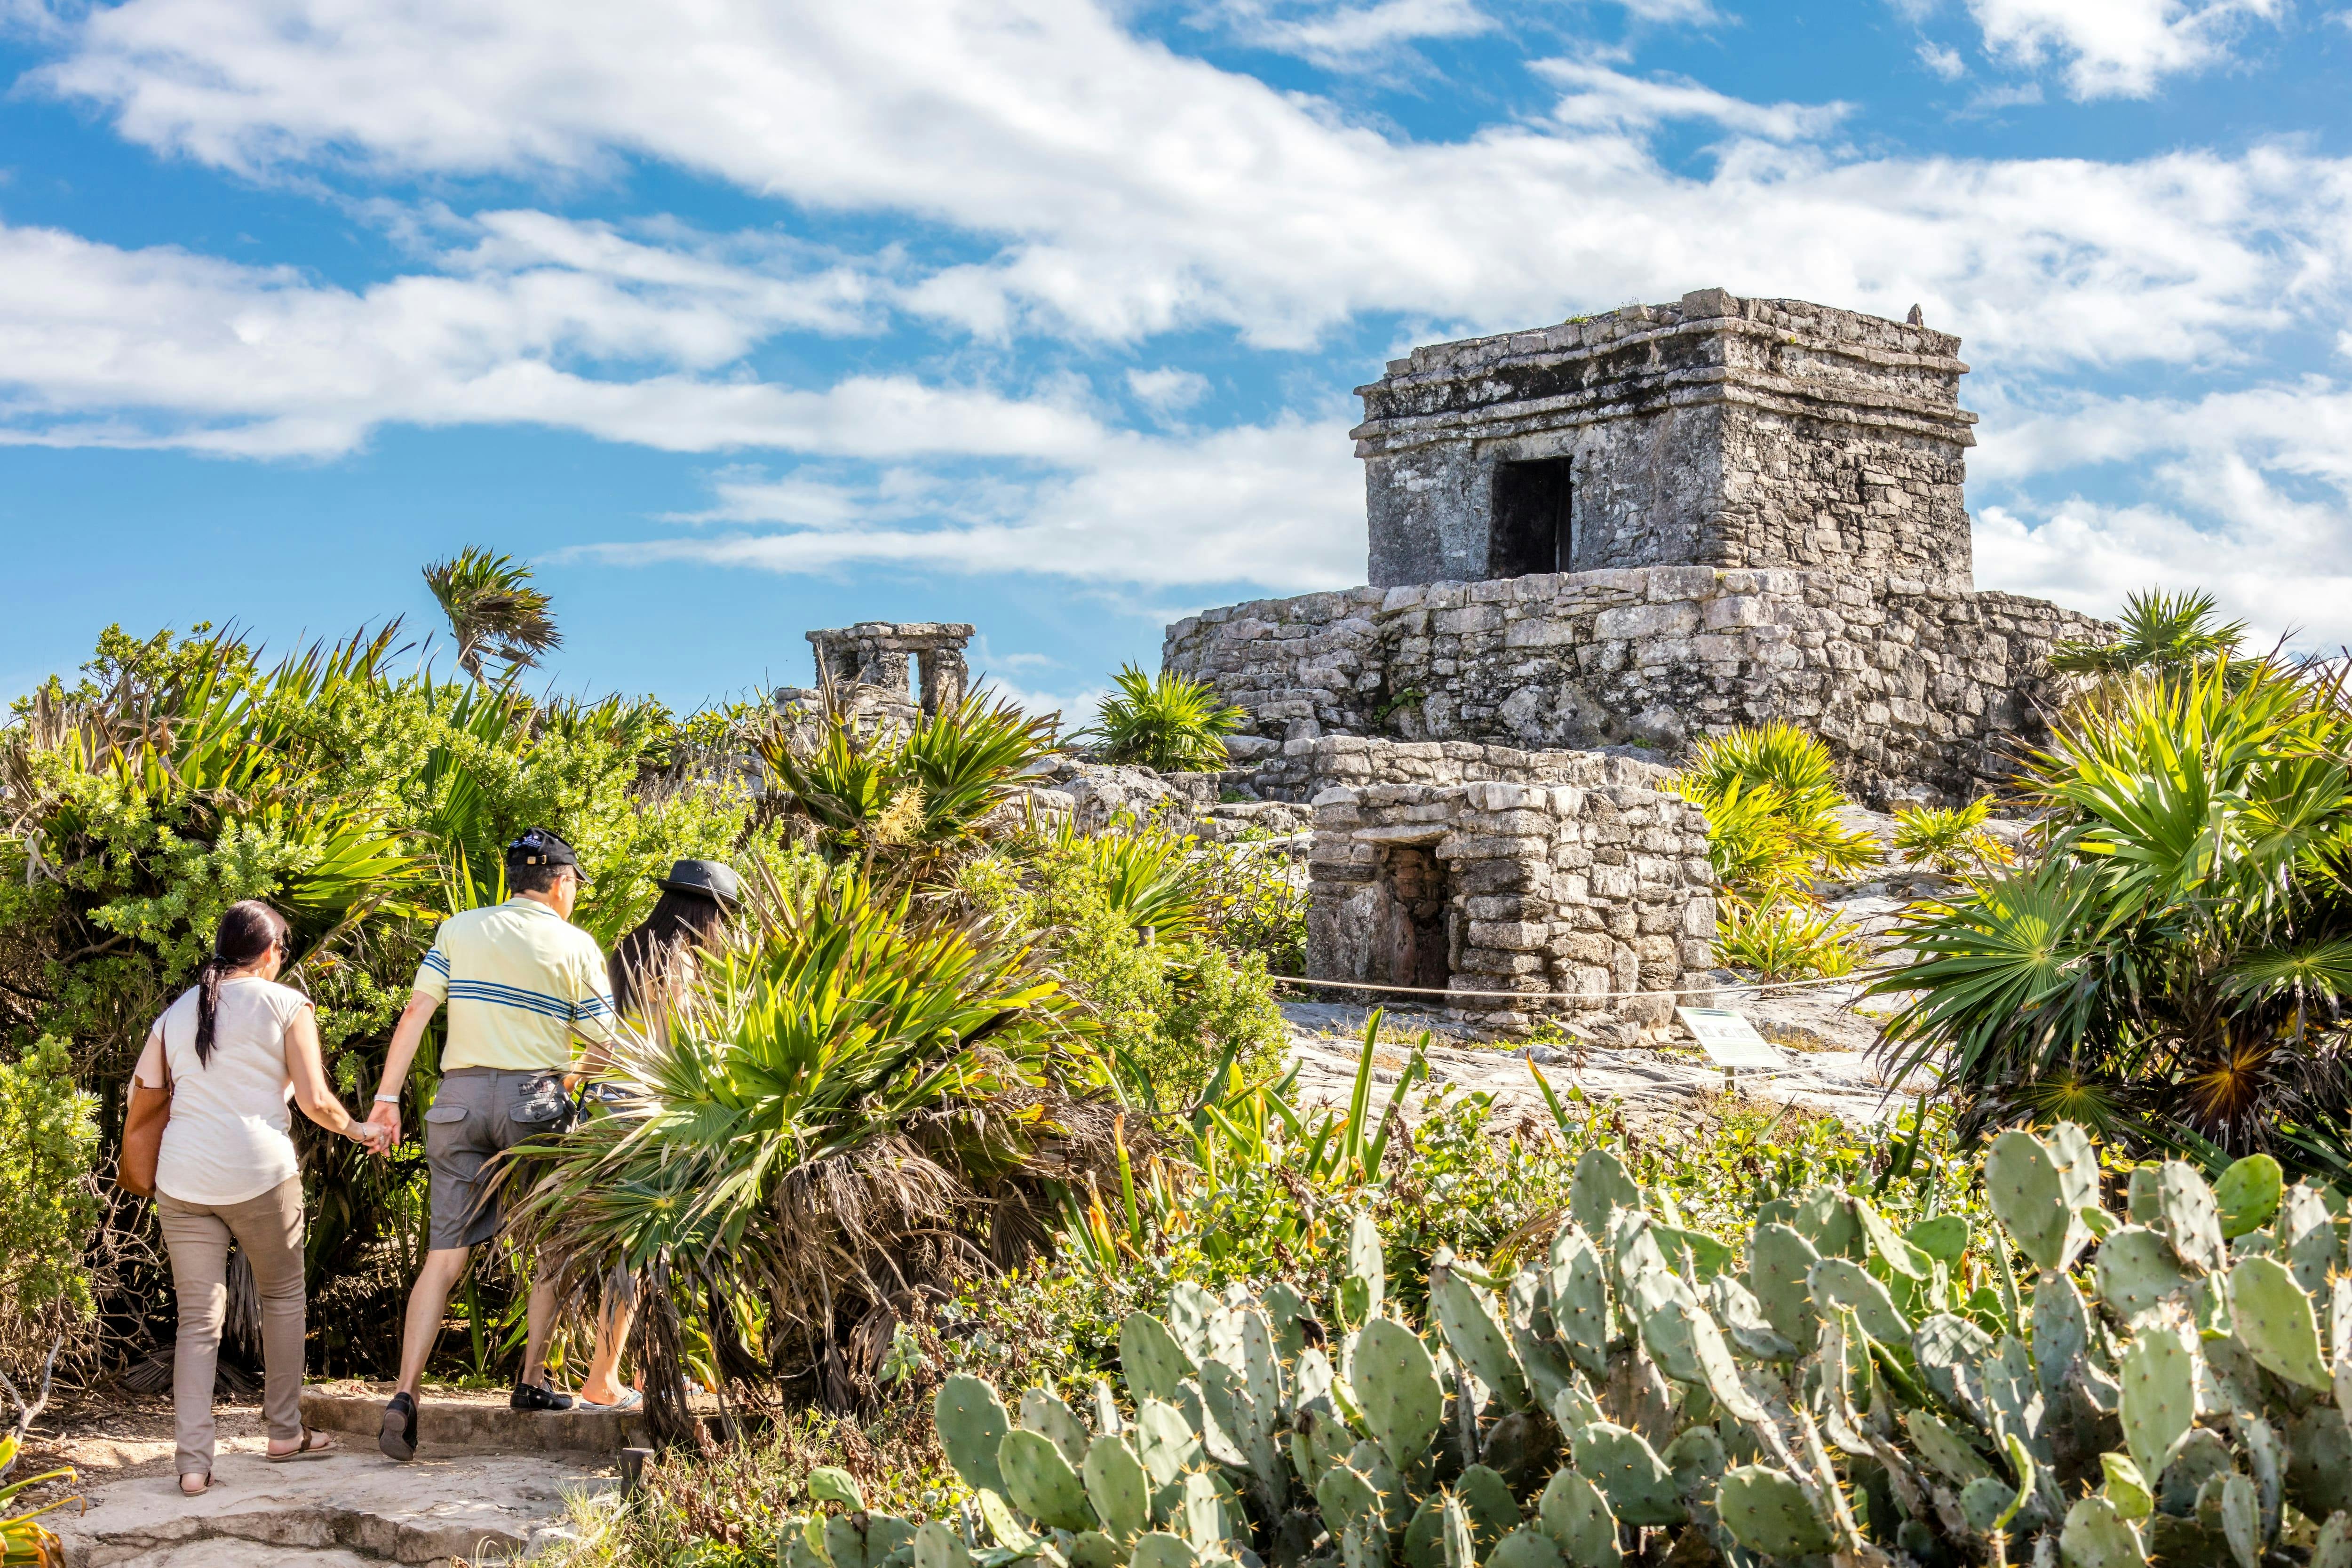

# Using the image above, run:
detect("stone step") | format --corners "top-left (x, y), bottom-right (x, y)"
top-left (298, 1385), bottom-right (649, 1456)
top-left (55, 1441), bottom-right (613, 1568)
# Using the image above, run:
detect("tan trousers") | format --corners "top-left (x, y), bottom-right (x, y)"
top-left (157, 1177), bottom-right (307, 1477)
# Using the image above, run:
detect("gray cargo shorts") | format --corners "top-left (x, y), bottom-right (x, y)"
top-left (422, 1067), bottom-right (572, 1251)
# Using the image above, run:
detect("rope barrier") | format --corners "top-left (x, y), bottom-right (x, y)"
top-left (1266, 968), bottom-right (1896, 1004)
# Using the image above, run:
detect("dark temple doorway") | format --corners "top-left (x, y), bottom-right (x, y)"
top-left (1490, 457), bottom-right (1573, 578)
top-left (1369, 844), bottom-right (1452, 991)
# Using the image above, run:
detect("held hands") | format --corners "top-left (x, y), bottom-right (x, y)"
top-left (359, 1099), bottom-right (402, 1155)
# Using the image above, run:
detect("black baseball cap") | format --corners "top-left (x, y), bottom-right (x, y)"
top-left (506, 828), bottom-right (587, 881)
top-left (657, 858), bottom-right (741, 907)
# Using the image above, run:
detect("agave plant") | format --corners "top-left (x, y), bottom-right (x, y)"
top-left (1080, 666), bottom-right (1247, 773)
top-left (1873, 655), bottom-right (2352, 1175)
top-left (421, 546), bottom-right (562, 687)
top-left (503, 864), bottom-right (1121, 1430)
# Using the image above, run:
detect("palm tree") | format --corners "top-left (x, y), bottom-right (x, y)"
top-left (2050, 587), bottom-right (2247, 679)
top-left (421, 547), bottom-right (562, 686)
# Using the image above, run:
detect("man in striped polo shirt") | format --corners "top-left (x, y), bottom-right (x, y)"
top-left (364, 828), bottom-right (633, 1461)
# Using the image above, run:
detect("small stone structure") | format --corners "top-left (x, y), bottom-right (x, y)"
top-left (1360, 288), bottom-right (1975, 589)
top-left (1307, 749), bottom-right (1716, 1028)
top-left (806, 622), bottom-right (974, 716)
top-left (1166, 290), bottom-right (2109, 805)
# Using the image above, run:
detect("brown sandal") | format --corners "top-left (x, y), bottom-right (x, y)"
top-left (181, 1472), bottom-right (210, 1495)
top-left (265, 1427), bottom-right (340, 1462)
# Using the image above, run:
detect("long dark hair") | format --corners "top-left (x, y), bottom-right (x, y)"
top-left (194, 900), bottom-right (290, 1067)
top-left (611, 891), bottom-right (734, 1018)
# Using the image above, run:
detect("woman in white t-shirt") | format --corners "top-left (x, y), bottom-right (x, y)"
top-left (127, 899), bottom-right (389, 1495)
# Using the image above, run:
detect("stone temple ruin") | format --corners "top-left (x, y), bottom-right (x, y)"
top-left (777, 621), bottom-right (975, 732)
top-left (1158, 289), bottom-right (2107, 1028)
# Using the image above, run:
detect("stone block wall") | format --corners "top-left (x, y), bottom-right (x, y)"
top-left (1225, 734), bottom-right (1667, 805)
top-left (1306, 775), bottom-right (1716, 1028)
top-left (1356, 290), bottom-right (1978, 589)
top-left (1166, 566), bottom-right (2107, 807)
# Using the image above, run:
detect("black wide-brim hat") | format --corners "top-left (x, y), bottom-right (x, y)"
top-left (657, 859), bottom-right (741, 907)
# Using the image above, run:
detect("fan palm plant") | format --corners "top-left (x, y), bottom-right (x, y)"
top-left (758, 691), bottom-right (1056, 883)
top-left (502, 865), bottom-right (1118, 1428)
top-left (1080, 666), bottom-right (1247, 772)
top-left (421, 547), bottom-right (562, 686)
top-left (2049, 586), bottom-right (2246, 679)
top-left (1872, 656), bottom-right (2352, 1176)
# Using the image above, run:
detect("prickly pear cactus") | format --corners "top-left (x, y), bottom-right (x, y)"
top-left (893, 1127), bottom-right (2349, 1568)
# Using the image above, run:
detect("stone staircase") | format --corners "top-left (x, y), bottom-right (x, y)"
top-left (55, 1387), bottom-right (631, 1568)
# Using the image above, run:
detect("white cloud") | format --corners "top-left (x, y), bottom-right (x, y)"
top-left (1964, 0), bottom-right (2285, 98)
top-left (571, 415), bottom-right (1365, 591)
top-left (1533, 60), bottom-right (1853, 141)
top-left (1204, 0), bottom-right (1493, 65)
top-left (18, 0), bottom-right (2352, 366)
top-left (0, 215), bottom-right (1111, 458)
top-left (1971, 379), bottom-right (2352, 642)
top-left (1127, 366), bottom-right (1212, 416)
top-left (1917, 40), bottom-right (1967, 77)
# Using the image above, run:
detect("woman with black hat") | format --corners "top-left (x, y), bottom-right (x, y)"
top-left (571, 858), bottom-right (744, 1411)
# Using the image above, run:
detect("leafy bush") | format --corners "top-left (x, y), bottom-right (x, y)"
top-left (1193, 841), bottom-right (1308, 977)
top-left (1080, 667), bottom-right (1246, 773)
top-left (1891, 797), bottom-right (2015, 877)
top-left (0, 1036), bottom-right (99, 1382)
top-left (968, 824), bottom-right (1286, 1114)
top-left (506, 865), bottom-right (1115, 1434)
top-left (1713, 899), bottom-right (1863, 980)
top-left (1674, 723), bottom-right (1877, 978)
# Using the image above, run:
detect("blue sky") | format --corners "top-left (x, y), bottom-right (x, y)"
top-left (1, 0), bottom-right (2348, 717)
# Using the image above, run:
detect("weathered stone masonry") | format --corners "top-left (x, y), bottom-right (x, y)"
top-left (1167, 290), bottom-right (2109, 806)
top-left (1306, 753), bottom-right (1716, 1027)
top-left (1168, 567), bottom-right (2102, 807)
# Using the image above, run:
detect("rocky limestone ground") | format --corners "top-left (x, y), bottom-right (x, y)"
top-left (1276, 976), bottom-right (1932, 1136)
top-left (32, 1386), bottom-right (618, 1568)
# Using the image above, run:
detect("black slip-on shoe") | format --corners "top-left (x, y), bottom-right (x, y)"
top-left (379, 1391), bottom-right (418, 1462)
top-left (510, 1379), bottom-right (574, 1413)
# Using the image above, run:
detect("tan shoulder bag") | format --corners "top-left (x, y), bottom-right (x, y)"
top-left (119, 1036), bottom-right (174, 1199)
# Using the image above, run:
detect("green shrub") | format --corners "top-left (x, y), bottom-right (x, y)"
top-left (1194, 841), bottom-right (1307, 976)
top-left (1713, 898), bottom-right (1863, 980)
top-left (0, 1036), bottom-right (99, 1380)
top-left (1674, 722), bottom-right (1880, 901)
top-left (1079, 666), bottom-right (1246, 773)
top-left (1891, 796), bottom-right (2015, 876)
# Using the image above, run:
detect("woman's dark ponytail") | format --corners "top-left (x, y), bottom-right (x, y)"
top-left (193, 901), bottom-right (289, 1067)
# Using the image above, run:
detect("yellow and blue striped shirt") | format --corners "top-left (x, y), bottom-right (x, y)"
top-left (411, 898), bottom-right (618, 1072)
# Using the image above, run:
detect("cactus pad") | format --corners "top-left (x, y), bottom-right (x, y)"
top-left (1348, 1212), bottom-right (1387, 1323)
top-left (1179, 1471), bottom-right (1231, 1555)
top-left (1913, 1313), bottom-right (1996, 1424)
top-left (2229, 1255), bottom-right (2332, 1390)
top-left (935, 1374), bottom-right (1012, 1495)
top-left (1905, 1408), bottom-right (1996, 1487)
top-left (1715, 1465), bottom-right (1836, 1557)
top-left (2060, 1496), bottom-right (2147, 1568)
top-left (1487, 1525), bottom-right (1566, 1568)
top-left (1317, 1463), bottom-right (1382, 1535)
top-left (1570, 1148), bottom-right (1640, 1239)
top-left (913, 1519), bottom-right (971, 1568)
top-left (1748, 1222), bottom-right (1822, 1346)
top-left (1986, 1130), bottom-right (2087, 1273)
top-left (1121, 1312), bottom-right (1197, 1404)
top-left (1547, 1224), bottom-right (1614, 1376)
top-left (1133, 1398), bottom-right (1200, 1488)
top-left (2214, 1154), bottom-right (2284, 1240)
top-left (2276, 1184), bottom-right (2337, 1295)
top-left (1808, 1256), bottom-right (1912, 1342)
top-left (2099, 1454), bottom-right (2153, 1521)
top-left (1537, 1469), bottom-right (1619, 1568)
top-left (1571, 1422), bottom-right (1683, 1527)
top-left (1356, 1318), bottom-right (1445, 1471)
top-left (1455, 1464), bottom-right (1521, 1550)
top-left (1084, 1433), bottom-right (1152, 1544)
top-left (2153, 1163), bottom-right (2227, 1275)
top-left (1022, 1388), bottom-right (1093, 1469)
top-left (1433, 1261), bottom-right (1532, 1413)
top-left (2219, 1472), bottom-right (2259, 1568)
top-left (2286, 1402), bottom-right (2352, 1521)
top-left (2118, 1321), bottom-right (2199, 1483)
top-left (808, 1465), bottom-right (865, 1510)
top-left (1907, 1214), bottom-right (1971, 1265)
top-left (1441, 1494), bottom-right (1477, 1568)
top-left (1000, 1427), bottom-right (1096, 1533)
top-left (2095, 1227), bottom-right (2190, 1319)
top-left (1130, 1532), bottom-right (1199, 1568)
top-left (2313, 1512), bottom-right (2352, 1568)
